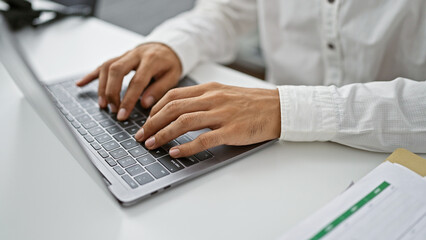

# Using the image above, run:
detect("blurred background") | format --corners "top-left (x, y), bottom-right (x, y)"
top-left (55, 0), bottom-right (266, 79)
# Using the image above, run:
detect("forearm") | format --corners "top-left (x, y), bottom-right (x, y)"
top-left (278, 78), bottom-right (426, 153)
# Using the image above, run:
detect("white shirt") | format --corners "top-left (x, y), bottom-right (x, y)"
top-left (143, 0), bottom-right (426, 153)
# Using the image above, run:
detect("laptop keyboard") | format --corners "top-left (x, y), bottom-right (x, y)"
top-left (47, 79), bottom-right (213, 189)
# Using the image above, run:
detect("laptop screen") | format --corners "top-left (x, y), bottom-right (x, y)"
top-left (0, 15), bottom-right (108, 191)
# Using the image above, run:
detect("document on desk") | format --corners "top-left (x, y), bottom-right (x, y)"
top-left (280, 161), bottom-right (426, 240)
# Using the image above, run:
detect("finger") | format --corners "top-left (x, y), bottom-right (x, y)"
top-left (95, 57), bottom-right (122, 108)
top-left (143, 112), bottom-right (215, 150)
top-left (135, 96), bottom-right (211, 141)
top-left (117, 60), bottom-right (154, 120)
top-left (105, 53), bottom-right (140, 113)
top-left (169, 130), bottom-right (223, 158)
top-left (97, 64), bottom-right (110, 108)
top-left (76, 67), bottom-right (100, 87)
top-left (139, 70), bottom-right (179, 109)
top-left (150, 84), bottom-right (208, 118)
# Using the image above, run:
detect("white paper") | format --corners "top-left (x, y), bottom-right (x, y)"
top-left (280, 162), bottom-right (426, 240)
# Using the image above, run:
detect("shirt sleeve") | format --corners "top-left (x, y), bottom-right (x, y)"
top-left (140, 0), bottom-right (258, 76)
top-left (277, 78), bottom-right (426, 153)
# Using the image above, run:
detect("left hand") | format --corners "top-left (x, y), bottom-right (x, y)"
top-left (135, 82), bottom-right (281, 158)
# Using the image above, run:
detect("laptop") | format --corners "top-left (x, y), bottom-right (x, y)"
top-left (0, 16), bottom-right (275, 206)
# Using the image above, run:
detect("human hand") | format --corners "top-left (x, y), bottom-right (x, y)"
top-left (134, 82), bottom-right (281, 158)
top-left (76, 43), bottom-right (182, 121)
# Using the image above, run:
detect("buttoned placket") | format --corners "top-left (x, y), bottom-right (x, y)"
top-left (321, 0), bottom-right (343, 86)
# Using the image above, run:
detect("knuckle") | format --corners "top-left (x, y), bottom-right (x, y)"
top-left (207, 82), bottom-right (221, 88)
top-left (166, 88), bottom-right (179, 100)
top-left (197, 135), bottom-right (211, 149)
top-left (109, 62), bottom-right (124, 74)
top-left (144, 50), bottom-right (157, 60)
top-left (164, 100), bottom-right (179, 112)
top-left (177, 113), bottom-right (194, 127)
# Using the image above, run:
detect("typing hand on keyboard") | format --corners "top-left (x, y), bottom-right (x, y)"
top-left (75, 43), bottom-right (182, 121)
top-left (134, 82), bottom-right (281, 158)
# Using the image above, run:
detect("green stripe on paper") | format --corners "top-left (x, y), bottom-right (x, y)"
top-left (310, 181), bottom-right (390, 240)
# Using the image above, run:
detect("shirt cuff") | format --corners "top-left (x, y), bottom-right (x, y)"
top-left (277, 85), bottom-right (339, 142)
top-left (140, 30), bottom-right (201, 77)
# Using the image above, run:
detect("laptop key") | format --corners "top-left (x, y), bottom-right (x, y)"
top-left (63, 102), bottom-right (79, 110)
top-left (99, 119), bottom-right (114, 127)
top-left (113, 132), bottom-right (130, 142)
top-left (117, 156), bottom-right (136, 168)
top-left (76, 114), bottom-right (92, 123)
top-left (125, 125), bottom-right (139, 135)
top-left (176, 135), bottom-right (192, 144)
top-left (149, 148), bottom-right (167, 158)
top-left (136, 155), bottom-right (155, 166)
top-left (84, 135), bottom-right (94, 143)
top-left (95, 134), bottom-right (112, 144)
top-left (82, 121), bottom-right (97, 129)
top-left (118, 120), bottom-right (132, 128)
top-left (106, 126), bottom-right (121, 134)
top-left (80, 101), bottom-right (95, 108)
top-left (146, 163), bottom-right (170, 179)
top-left (129, 146), bottom-right (147, 158)
top-left (97, 149), bottom-right (109, 158)
top-left (178, 156), bottom-right (199, 167)
top-left (195, 151), bottom-right (213, 161)
top-left (113, 166), bottom-right (125, 175)
top-left (92, 113), bottom-right (109, 122)
top-left (134, 173), bottom-right (154, 186)
top-left (158, 155), bottom-right (184, 173)
top-left (65, 114), bottom-right (74, 121)
top-left (134, 118), bottom-right (147, 127)
top-left (129, 110), bottom-right (144, 120)
top-left (90, 142), bottom-right (102, 150)
top-left (121, 139), bottom-right (138, 150)
top-left (125, 164), bottom-right (144, 176)
top-left (71, 121), bottom-right (80, 128)
top-left (122, 175), bottom-right (138, 189)
top-left (85, 92), bottom-right (98, 101)
top-left (102, 140), bottom-right (120, 151)
top-left (104, 157), bottom-right (117, 167)
top-left (86, 107), bottom-right (103, 115)
top-left (77, 128), bottom-right (87, 135)
top-left (69, 108), bottom-right (84, 116)
top-left (162, 140), bottom-right (179, 151)
top-left (88, 127), bottom-right (104, 136)
top-left (60, 108), bottom-right (68, 115)
top-left (110, 148), bottom-right (128, 159)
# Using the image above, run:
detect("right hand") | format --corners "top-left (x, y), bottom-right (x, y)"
top-left (76, 43), bottom-right (182, 121)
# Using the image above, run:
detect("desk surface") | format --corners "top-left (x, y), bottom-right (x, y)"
top-left (1, 17), bottom-right (419, 240)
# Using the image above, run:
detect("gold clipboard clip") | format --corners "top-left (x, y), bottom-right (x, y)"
top-left (386, 148), bottom-right (426, 177)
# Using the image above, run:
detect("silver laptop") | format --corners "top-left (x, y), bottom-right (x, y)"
top-left (0, 16), bottom-right (274, 206)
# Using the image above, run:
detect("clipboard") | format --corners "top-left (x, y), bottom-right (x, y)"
top-left (386, 148), bottom-right (426, 177)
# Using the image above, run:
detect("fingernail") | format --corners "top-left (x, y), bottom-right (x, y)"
top-left (135, 128), bottom-right (144, 140)
top-left (145, 136), bottom-right (155, 148)
top-left (145, 96), bottom-right (155, 107)
top-left (169, 148), bottom-right (180, 157)
top-left (98, 96), bottom-right (106, 107)
top-left (109, 103), bottom-right (117, 113)
top-left (117, 108), bottom-right (126, 120)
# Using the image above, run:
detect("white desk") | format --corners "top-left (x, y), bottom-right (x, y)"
top-left (1, 17), bottom-right (420, 240)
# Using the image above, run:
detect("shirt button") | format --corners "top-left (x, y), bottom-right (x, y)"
top-left (328, 0), bottom-right (335, 3)
top-left (327, 43), bottom-right (335, 50)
